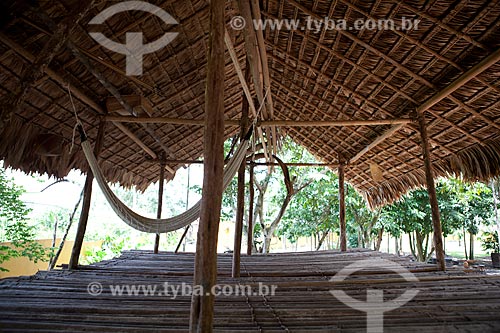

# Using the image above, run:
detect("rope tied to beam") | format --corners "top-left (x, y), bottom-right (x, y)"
top-left (67, 83), bottom-right (85, 154)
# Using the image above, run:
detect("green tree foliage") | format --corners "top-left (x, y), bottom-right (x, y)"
top-left (382, 178), bottom-right (493, 261)
top-left (278, 169), bottom-right (338, 249)
top-left (0, 168), bottom-right (48, 271)
top-left (345, 188), bottom-right (383, 249)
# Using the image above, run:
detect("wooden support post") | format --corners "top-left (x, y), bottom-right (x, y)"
top-left (232, 159), bottom-right (246, 277)
top-left (175, 226), bottom-right (190, 253)
top-left (232, 71), bottom-right (250, 277)
top-left (338, 155), bottom-right (347, 252)
top-left (154, 158), bottom-right (166, 254)
top-left (189, 0), bottom-right (225, 331)
top-left (417, 112), bottom-right (445, 271)
top-left (69, 121), bottom-right (106, 269)
top-left (247, 163), bottom-right (255, 256)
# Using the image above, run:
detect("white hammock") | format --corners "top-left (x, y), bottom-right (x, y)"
top-left (81, 132), bottom-right (250, 234)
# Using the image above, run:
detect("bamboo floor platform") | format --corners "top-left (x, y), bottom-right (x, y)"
top-left (1, 249), bottom-right (500, 332)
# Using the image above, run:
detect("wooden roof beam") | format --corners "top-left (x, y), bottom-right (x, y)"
top-left (348, 47), bottom-right (500, 165)
top-left (269, 52), bottom-right (473, 154)
top-left (285, 0), bottom-right (435, 88)
top-left (269, 38), bottom-right (489, 144)
top-left (250, 0), bottom-right (278, 154)
top-left (270, 5), bottom-right (500, 132)
top-left (417, 47), bottom-right (500, 115)
top-left (224, 29), bottom-right (270, 161)
top-left (350, 124), bottom-right (407, 164)
top-left (0, 33), bottom-right (171, 175)
top-left (237, 0), bottom-right (275, 158)
top-left (0, 1), bottom-right (95, 131)
top-left (105, 115), bottom-right (412, 127)
top-left (65, 42), bottom-right (176, 175)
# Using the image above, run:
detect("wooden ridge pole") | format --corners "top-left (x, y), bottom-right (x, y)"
top-left (69, 121), bottom-right (106, 269)
top-left (417, 112), bottom-right (445, 271)
top-left (338, 154), bottom-right (347, 252)
top-left (154, 158), bottom-right (166, 254)
top-left (189, 0), bottom-right (225, 331)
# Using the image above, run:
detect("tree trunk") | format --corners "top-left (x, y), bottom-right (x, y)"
top-left (48, 214), bottom-right (59, 269)
top-left (374, 227), bottom-right (384, 251)
top-left (263, 195), bottom-right (292, 253)
top-left (469, 232), bottom-right (474, 260)
top-left (415, 230), bottom-right (426, 262)
top-left (408, 233), bottom-right (417, 260)
top-left (49, 189), bottom-right (84, 270)
top-left (316, 229), bottom-right (330, 251)
top-left (463, 228), bottom-right (468, 260)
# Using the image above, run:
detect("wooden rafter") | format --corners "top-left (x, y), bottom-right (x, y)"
top-left (349, 46), bottom-right (500, 177)
top-left (0, 1), bottom-right (96, 130)
top-left (237, 0), bottom-right (275, 158)
top-left (0, 33), bottom-right (169, 176)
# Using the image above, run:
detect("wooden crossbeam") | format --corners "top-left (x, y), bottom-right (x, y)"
top-left (349, 124), bottom-right (406, 164)
top-left (147, 158), bottom-right (339, 167)
top-left (105, 115), bottom-right (412, 127)
top-left (0, 33), bottom-right (172, 175)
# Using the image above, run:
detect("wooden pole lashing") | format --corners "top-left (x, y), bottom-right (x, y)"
top-left (69, 121), bottom-right (106, 269)
top-left (154, 158), bottom-right (166, 254)
top-left (417, 112), bottom-right (446, 271)
top-left (189, 0), bottom-right (225, 331)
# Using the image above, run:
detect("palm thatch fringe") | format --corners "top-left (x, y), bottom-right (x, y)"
top-left (365, 136), bottom-right (500, 208)
top-left (0, 118), bottom-right (166, 191)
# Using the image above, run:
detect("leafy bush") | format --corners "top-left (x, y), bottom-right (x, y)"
top-left (481, 231), bottom-right (500, 253)
top-left (0, 168), bottom-right (49, 271)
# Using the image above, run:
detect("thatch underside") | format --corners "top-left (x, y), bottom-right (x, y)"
top-left (0, 0), bottom-right (499, 204)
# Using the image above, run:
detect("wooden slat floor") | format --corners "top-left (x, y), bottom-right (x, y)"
top-left (1, 249), bottom-right (500, 332)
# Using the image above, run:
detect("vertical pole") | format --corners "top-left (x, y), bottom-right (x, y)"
top-left (189, 0), bottom-right (225, 331)
top-left (247, 163), bottom-right (255, 255)
top-left (69, 121), bottom-right (106, 269)
top-left (417, 111), bottom-right (445, 271)
top-left (154, 158), bottom-right (165, 254)
top-left (232, 85), bottom-right (250, 278)
top-left (338, 156), bottom-right (347, 252)
top-left (232, 160), bottom-right (246, 277)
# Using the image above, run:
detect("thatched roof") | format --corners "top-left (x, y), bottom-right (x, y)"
top-left (0, 0), bottom-right (499, 207)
